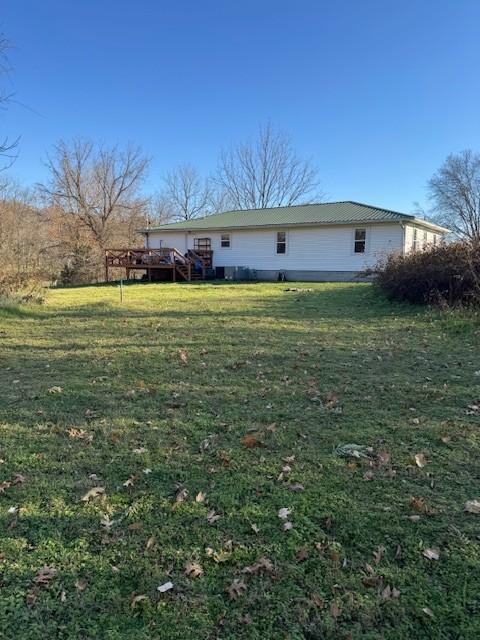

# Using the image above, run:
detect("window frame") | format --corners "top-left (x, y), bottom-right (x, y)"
top-left (220, 233), bottom-right (231, 249)
top-left (275, 230), bottom-right (287, 255)
top-left (353, 227), bottom-right (367, 254)
top-left (412, 228), bottom-right (418, 252)
top-left (193, 237), bottom-right (211, 251)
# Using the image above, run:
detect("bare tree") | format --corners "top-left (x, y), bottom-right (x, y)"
top-left (0, 34), bottom-right (19, 167)
top-left (429, 150), bottom-right (480, 241)
top-left (40, 139), bottom-right (150, 249)
top-left (215, 123), bottom-right (322, 210)
top-left (163, 163), bottom-right (212, 220)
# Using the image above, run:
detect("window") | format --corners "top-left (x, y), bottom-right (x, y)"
top-left (413, 229), bottom-right (418, 252)
top-left (194, 237), bottom-right (211, 250)
top-left (354, 228), bottom-right (366, 253)
top-left (423, 231), bottom-right (428, 249)
top-left (220, 233), bottom-right (231, 248)
top-left (276, 231), bottom-right (286, 254)
top-left (433, 234), bottom-right (437, 247)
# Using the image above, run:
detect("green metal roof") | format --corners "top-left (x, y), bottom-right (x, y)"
top-left (141, 201), bottom-right (449, 233)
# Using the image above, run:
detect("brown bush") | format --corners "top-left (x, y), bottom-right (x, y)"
top-left (371, 241), bottom-right (480, 306)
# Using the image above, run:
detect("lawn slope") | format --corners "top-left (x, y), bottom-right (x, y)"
top-left (0, 282), bottom-right (479, 639)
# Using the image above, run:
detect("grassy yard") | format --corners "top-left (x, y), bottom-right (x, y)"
top-left (1, 281), bottom-right (479, 639)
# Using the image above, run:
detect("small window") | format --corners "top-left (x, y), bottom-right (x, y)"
top-left (220, 233), bottom-right (231, 248)
top-left (354, 228), bottom-right (366, 253)
top-left (194, 237), bottom-right (211, 250)
top-left (423, 231), bottom-right (427, 249)
top-left (413, 229), bottom-right (418, 252)
top-left (433, 234), bottom-right (437, 246)
top-left (276, 231), bottom-right (286, 254)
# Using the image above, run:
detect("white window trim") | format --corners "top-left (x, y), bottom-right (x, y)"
top-left (220, 233), bottom-right (232, 249)
top-left (351, 226), bottom-right (369, 256)
top-left (275, 230), bottom-right (288, 256)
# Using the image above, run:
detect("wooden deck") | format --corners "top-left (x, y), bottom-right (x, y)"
top-left (104, 248), bottom-right (213, 282)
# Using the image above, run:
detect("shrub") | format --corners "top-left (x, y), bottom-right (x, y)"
top-left (371, 241), bottom-right (480, 306)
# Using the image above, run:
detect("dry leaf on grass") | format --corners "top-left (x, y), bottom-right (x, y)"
top-left (81, 487), bottom-right (105, 502)
top-left (157, 581), bottom-right (174, 593)
top-left (226, 579), bottom-right (247, 600)
top-left (185, 562), bottom-right (204, 579)
top-left (464, 499), bottom-right (480, 514)
top-left (206, 509), bottom-right (221, 524)
top-left (250, 523), bottom-right (260, 534)
top-left (287, 482), bottom-right (304, 492)
top-left (241, 557), bottom-right (273, 574)
top-left (373, 545), bottom-right (386, 565)
top-left (33, 566), bottom-right (57, 586)
top-left (241, 434), bottom-right (263, 449)
top-left (330, 600), bottom-right (342, 619)
top-left (195, 491), bottom-right (206, 503)
top-left (278, 507), bottom-right (291, 520)
top-left (145, 536), bottom-right (156, 550)
top-left (423, 548), bottom-right (440, 560)
top-left (48, 386), bottom-right (63, 394)
top-left (178, 348), bottom-right (188, 364)
top-left (175, 487), bottom-right (188, 503)
top-left (296, 548), bottom-right (309, 563)
top-left (422, 607), bottom-right (435, 618)
top-left (381, 584), bottom-right (401, 600)
top-left (75, 579), bottom-right (87, 591)
top-left (414, 453), bottom-right (428, 468)
top-left (283, 521), bottom-right (293, 531)
top-left (131, 594), bottom-right (148, 609)
top-left (123, 475), bottom-right (136, 488)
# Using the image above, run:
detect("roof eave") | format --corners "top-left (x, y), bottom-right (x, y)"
top-left (140, 218), bottom-right (415, 234)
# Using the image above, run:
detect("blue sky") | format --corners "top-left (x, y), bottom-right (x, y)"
top-left (2, 0), bottom-right (480, 212)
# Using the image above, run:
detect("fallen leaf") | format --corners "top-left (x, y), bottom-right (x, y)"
top-left (373, 545), bottom-right (386, 565)
top-left (175, 487), bottom-right (188, 503)
top-left (48, 386), bottom-right (63, 394)
top-left (241, 434), bottom-right (262, 449)
top-left (241, 557), bottom-right (273, 574)
top-left (33, 566), bottom-right (56, 586)
top-left (123, 475), bottom-right (136, 488)
top-left (206, 509), bottom-right (220, 524)
top-left (226, 579), bottom-right (247, 600)
top-left (423, 548), bottom-right (440, 561)
top-left (75, 579), bottom-right (87, 591)
top-left (81, 487), bottom-right (105, 502)
top-left (178, 348), bottom-right (188, 364)
top-left (414, 453), bottom-right (428, 468)
top-left (381, 584), bottom-right (401, 600)
top-left (145, 536), bottom-right (156, 550)
top-left (132, 447), bottom-right (147, 454)
top-left (311, 594), bottom-right (325, 609)
top-left (296, 548), bottom-right (309, 563)
top-left (464, 499), bottom-right (480, 514)
top-left (283, 521), bottom-right (293, 531)
top-left (195, 491), bottom-right (206, 503)
top-left (157, 581), bottom-right (174, 593)
top-left (250, 523), bottom-right (260, 534)
top-left (377, 451), bottom-right (391, 466)
top-left (60, 590), bottom-right (67, 603)
top-left (330, 600), bottom-right (342, 619)
top-left (363, 470), bottom-right (374, 481)
top-left (131, 594), bottom-right (148, 609)
top-left (185, 562), bottom-right (204, 579)
top-left (278, 507), bottom-right (291, 520)
top-left (422, 607), bottom-right (435, 618)
top-left (287, 482), bottom-right (305, 492)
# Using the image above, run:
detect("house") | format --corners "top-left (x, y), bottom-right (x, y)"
top-left (123, 201), bottom-right (449, 282)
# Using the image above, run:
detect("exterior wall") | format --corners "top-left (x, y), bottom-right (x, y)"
top-left (147, 223), bottom-right (404, 273)
top-left (404, 223), bottom-right (443, 253)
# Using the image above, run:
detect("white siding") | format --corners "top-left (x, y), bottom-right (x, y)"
top-left (404, 224), bottom-right (442, 254)
top-left (147, 223), bottom-right (404, 271)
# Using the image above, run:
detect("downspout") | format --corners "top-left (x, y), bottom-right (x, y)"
top-left (145, 231), bottom-right (150, 249)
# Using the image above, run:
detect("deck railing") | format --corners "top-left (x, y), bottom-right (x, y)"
top-left (104, 247), bottom-right (211, 282)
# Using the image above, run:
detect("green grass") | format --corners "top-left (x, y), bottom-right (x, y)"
top-left (1, 281), bottom-right (480, 639)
